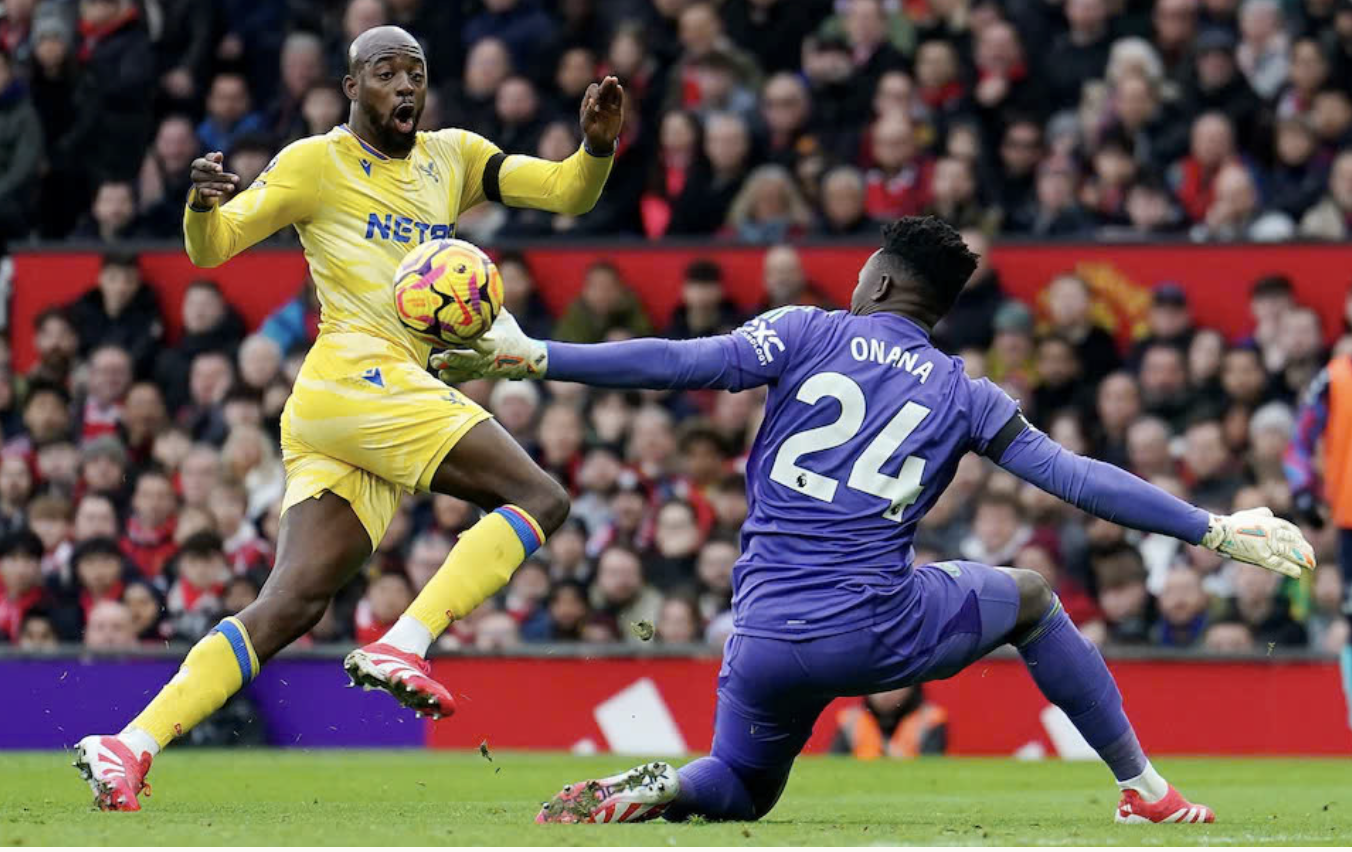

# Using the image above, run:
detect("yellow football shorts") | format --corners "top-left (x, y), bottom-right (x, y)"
top-left (279, 331), bottom-right (492, 547)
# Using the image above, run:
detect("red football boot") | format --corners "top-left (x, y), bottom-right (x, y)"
top-left (536, 762), bottom-right (679, 824)
top-left (73, 735), bottom-right (152, 812)
top-left (1115, 785), bottom-right (1215, 824)
top-left (343, 642), bottom-right (456, 720)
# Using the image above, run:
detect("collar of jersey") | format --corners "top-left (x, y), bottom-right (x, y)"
top-left (340, 124), bottom-right (393, 161)
top-left (869, 311), bottom-right (932, 339)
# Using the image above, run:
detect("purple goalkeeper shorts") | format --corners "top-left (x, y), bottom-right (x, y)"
top-left (711, 561), bottom-right (1020, 778)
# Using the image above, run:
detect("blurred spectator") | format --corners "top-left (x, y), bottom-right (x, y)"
top-left (554, 261), bottom-right (654, 343)
top-left (66, 251), bottom-right (164, 375)
top-left (1153, 567), bottom-right (1210, 646)
top-left (668, 111), bottom-right (752, 234)
top-left (1046, 274), bottom-right (1122, 384)
top-left (494, 252), bottom-right (555, 340)
top-left (0, 529), bottom-right (52, 642)
top-left (831, 686), bottom-right (948, 758)
top-left (355, 571), bottom-right (413, 646)
top-left (1226, 561), bottom-right (1307, 646)
top-left (591, 545), bottom-right (662, 642)
top-left (0, 46), bottom-right (41, 241)
top-left (72, 179), bottom-right (143, 242)
top-left (76, 345), bottom-right (133, 442)
top-left (761, 244), bottom-right (831, 310)
top-left (64, 536), bottom-right (134, 639)
top-left (451, 37), bottom-right (511, 131)
top-left (0, 454), bottom-right (32, 533)
top-left (208, 483), bottom-right (272, 575)
top-left (120, 468), bottom-right (178, 579)
top-left (865, 114), bottom-right (931, 219)
top-left (933, 231), bottom-right (1002, 353)
top-left (137, 115), bottom-right (199, 237)
top-left (463, 0), bottom-right (554, 79)
top-left (1190, 162), bottom-right (1296, 241)
top-left (197, 72), bottom-right (265, 154)
top-left (665, 259), bottom-right (743, 339)
top-left (1183, 30), bottom-right (1263, 150)
top-left (29, 308), bottom-right (81, 389)
top-left (1236, 0), bottom-right (1290, 99)
top-left (84, 599), bottom-right (137, 650)
top-left (1299, 149), bottom-right (1352, 240)
top-left (269, 32), bottom-right (325, 141)
top-left (58, 0), bottom-right (154, 187)
top-left (725, 164), bottom-right (813, 243)
top-left (523, 578), bottom-right (590, 642)
top-left (165, 531), bottom-right (228, 642)
top-left (122, 578), bottom-right (166, 643)
top-left (655, 595), bottom-right (701, 643)
top-left (1093, 542), bottom-right (1153, 644)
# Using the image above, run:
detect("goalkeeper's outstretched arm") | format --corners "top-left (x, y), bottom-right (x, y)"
top-left (986, 413), bottom-right (1316, 577)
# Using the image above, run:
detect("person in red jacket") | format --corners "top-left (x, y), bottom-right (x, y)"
top-left (120, 468), bottom-right (178, 579)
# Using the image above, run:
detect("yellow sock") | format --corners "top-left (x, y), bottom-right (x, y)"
top-left (406, 505), bottom-right (544, 636)
top-left (126, 616), bottom-right (259, 748)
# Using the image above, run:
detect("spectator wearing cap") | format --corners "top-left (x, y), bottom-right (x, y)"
top-left (0, 529), bottom-right (53, 642)
top-left (120, 468), bottom-right (178, 580)
top-left (1129, 284), bottom-right (1195, 369)
top-left (0, 45), bottom-right (42, 242)
top-left (1299, 149), bottom-right (1352, 240)
top-left (165, 530), bottom-right (228, 642)
top-left (665, 260), bottom-right (743, 340)
top-left (1182, 30), bottom-right (1263, 150)
top-left (66, 251), bottom-right (164, 376)
top-left (986, 300), bottom-right (1036, 392)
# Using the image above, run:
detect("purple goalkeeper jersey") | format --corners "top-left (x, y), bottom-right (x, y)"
top-left (546, 306), bottom-right (1210, 642)
top-left (719, 307), bottom-right (1015, 638)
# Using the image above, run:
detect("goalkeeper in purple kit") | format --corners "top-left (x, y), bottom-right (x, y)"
top-left (435, 217), bottom-right (1314, 826)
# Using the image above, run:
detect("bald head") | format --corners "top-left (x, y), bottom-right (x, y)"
top-left (348, 25), bottom-right (424, 75)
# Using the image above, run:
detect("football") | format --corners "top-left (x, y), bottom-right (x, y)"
top-left (392, 238), bottom-right (504, 347)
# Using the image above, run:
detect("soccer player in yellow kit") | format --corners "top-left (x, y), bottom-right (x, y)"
top-left (73, 26), bottom-right (624, 811)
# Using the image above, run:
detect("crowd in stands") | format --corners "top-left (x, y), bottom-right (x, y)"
top-left (0, 0), bottom-right (1349, 246)
top-left (0, 242), bottom-right (1345, 656)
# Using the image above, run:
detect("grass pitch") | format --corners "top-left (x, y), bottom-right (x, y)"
top-left (2, 750), bottom-right (1350, 845)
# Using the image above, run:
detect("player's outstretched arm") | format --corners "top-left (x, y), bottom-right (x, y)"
top-left (991, 418), bottom-right (1316, 578)
top-left (489, 77), bottom-right (624, 216)
top-left (183, 141), bottom-right (319, 268)
top-left (431, 310), bottom-right (763, 392)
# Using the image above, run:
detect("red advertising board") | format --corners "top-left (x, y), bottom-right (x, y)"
top-left (427, 656), bottom-right (1352, 756)
top-left (9, 243), bottom-right (1349, 371)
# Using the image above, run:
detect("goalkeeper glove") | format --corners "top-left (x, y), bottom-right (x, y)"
top-left (1200, 507), bottom-right (1317, 579)
top-left (430, 309), bottom-right (549, 383)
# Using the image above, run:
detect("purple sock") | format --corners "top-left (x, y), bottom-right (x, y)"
top-left (1016, 597), bottom-right (1147, 781)
top-left (668, 757), bottom-right (755, 822)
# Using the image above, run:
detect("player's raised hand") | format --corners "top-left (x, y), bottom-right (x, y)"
top-left (579, 76), bottom-right (624, 155)
top-left (1201, 507), bottom-right (1317, 578)
top-left (189, 152), bottom-right (240, 207)
top-left (431, 310), bottom-right (549, 383)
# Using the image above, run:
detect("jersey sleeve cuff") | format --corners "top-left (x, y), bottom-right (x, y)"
top-left (582, 139), bottom-right (616, 158)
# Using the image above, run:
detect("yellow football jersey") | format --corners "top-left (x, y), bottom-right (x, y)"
top-left (183, 124), bottom-right (613, 364)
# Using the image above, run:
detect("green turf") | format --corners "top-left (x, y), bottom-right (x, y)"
top-left (2, 750), bottom-right (1350, 845)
